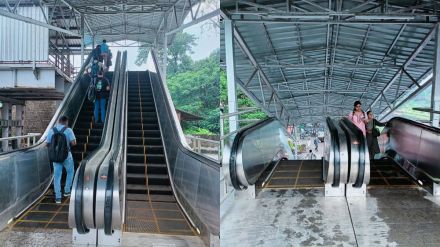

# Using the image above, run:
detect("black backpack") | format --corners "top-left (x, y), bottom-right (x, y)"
top-left (48, 127), bottom-right (69, 163)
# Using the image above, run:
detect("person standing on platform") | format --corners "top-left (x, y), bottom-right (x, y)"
top-left (366, 111), bottom-right (386, 159)
top-left (348, 100), bottom-right (368, 136)
top-left (46, 116), bottom-right (77, 204)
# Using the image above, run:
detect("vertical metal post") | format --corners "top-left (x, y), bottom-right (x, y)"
top-left (163, 14), bottom-right (168, 81)
top-left (80, 14), bottom-right (85, 67)
top-left (2, 103), bottom-right (10, 151)
top-left (15, 105), bottom-right (23, 148)
top-left (224, 19), bottom-right (239, 133)
top-left (432, 24), bottom-right (440, 127)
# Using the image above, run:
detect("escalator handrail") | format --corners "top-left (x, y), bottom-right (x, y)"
top-left (103, 51), bottom-right (127, 235)
top-left (340, 117), bottom-right (367, 187)
top-left (0, 53), bottom-right (93, 156)
top-left (227, 117), bottom-right (276, 189)
top-left (148, 51), bottom-right (219, 235)
top-left (386, 116), bottom-right (440, 132)
top-left (71, 52), bottom-right (123, 233)
top-left (326, 117), bottom-right (341, 186)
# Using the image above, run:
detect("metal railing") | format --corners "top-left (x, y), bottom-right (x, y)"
top-left (49, 41), bottom-right (75, 80)
top-left (0, 133), bottom-right (41, 152)
top-left (185, 135), bottom-right (220, 160)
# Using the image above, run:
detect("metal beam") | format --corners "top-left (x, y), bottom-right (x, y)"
top-left (432, 24), bottom-right (440, 127)
top-left (225, 19), bottom-right (239, 132)
top-left (368, 23), bottom-right (438, 111)
top-left (0, 8), bottom-right (80, 37)
top-left (166, 9), bottom-right (220, 35)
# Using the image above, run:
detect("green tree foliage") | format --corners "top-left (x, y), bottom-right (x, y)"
top-left (167, 51), bottom-right (220, 135)
top-left (136, 32), bottom-right (218, 135)
top-left (220, 70), bottom-right (266, 133)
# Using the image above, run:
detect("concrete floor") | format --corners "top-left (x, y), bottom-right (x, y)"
top-left (221, 187), bottom-right (440, 247)
top-left (0, 228), bottom-right (204, 247)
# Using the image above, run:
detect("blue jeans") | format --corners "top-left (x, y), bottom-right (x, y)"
top-left (94, 98), bottom-right (106, 123)
top-left (53, 152), bottom-right (74, 200)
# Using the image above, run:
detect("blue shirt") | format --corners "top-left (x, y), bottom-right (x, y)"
top-left (101, 43), bottom-right (109, 53)
top-left (45, 124), bottom-right (76, 152)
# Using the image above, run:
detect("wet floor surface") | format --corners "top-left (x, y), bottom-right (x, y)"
top-left (221, 187), bottom-right (440, 247)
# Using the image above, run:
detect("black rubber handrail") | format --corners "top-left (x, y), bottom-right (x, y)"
top-left (386, 117), bottom-right (440, 132)
top-left (74, 52), bottom-right (122, 234)
top-left (228, 117), bottom-right (275, 190)
top-left (326, 118), bottom-right (341, 186)
top-left (103, 51), bottom-right (127, 235)
top-left (340, 117), bottom-right (366, 188)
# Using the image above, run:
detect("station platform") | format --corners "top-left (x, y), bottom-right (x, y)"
top-left (221, 187), bottom-right (440, 247)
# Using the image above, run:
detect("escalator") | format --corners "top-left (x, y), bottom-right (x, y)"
top-left (0, 52), bottom-right (119, 233)
top-left (72, 52), bottom-right (219, 246)
top-left (10, 91), bottom-right (111, 230)
top-left (124, 71), bottom-right (194, 235)
top-left (264, 160), bottom-right (323, 189)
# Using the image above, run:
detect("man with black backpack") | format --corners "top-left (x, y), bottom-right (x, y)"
top-left (45, 116), bottom-right (77, 204)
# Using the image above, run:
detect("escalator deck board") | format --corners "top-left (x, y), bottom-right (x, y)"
top-left (10, 195), bottom-right (70, 230)
top-left (368, 161), bottom-right (418, 188)
top-left (264, 160), bottom-right (324, 189)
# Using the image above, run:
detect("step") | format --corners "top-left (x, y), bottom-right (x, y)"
top-left (143, 130), bottom-right (161, 138)
top-left (145, 145), bottom-right (164, 155)
top-left (126, 193), bottom-right (148, 201)
top-left (126, 184), bottom-right (172, 195)
top-left (88, 135), bottom-right (101, 143)
top-left (126, 173), bottom-right (146, 185)
top-left (127, 123), bottom-right (159, 130)
top-left (127, 154), bottom-right (145, 163)
top-left (86, 143), bottom-right (99, 152)
top-left (72, 151), bottom-right (83, 161)
top-left (127, 145), bottom-right (145, 154)
top-left (90, 129), bottom-right (103, 136)
top-left (144, 137), bottom-right (162, 146)
top-left (127, 130), bottom-right (144, 137)
top-left (149, 194), bottom-right (176, 203)
top-left (75, 122), bottom-right (92, 129)
top-left (127, 137), bottom-right (144, 145)
top-left (146, 154), bottom-right (165, 164)
top-left (126, 163), bottom-right (167, 174)
top-left (127, 106), bottom-right (156, 113)
top-left (147, 174), bottom-right (169, 186)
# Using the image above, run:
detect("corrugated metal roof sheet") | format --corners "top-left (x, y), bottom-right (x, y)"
top-left (221, 0), bottom-right (439, 124)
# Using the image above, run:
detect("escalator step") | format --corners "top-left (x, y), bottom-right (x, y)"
top-left (126, 163), bottom-right (167, 174)
top-left (75, 122), bottom-right (92, 129)
top-left (127, 163), bottom-right (145, 173)
top-left (127, 145), bottom-right (145, 154)
top-left (145, 146), bottom-right (164, 154)
top-left (75, 129), bottom-right (90, 136)
top-left (126, 184), bottom-right (172, 195)
top-left (127, 123), bottom-right (159, 130)
top-left (127, 130), bottom-right (144, 137)
top-left (88, 135), bottom-right (101, 143)
top-left (142, 112), bottom-right (157, 118)
top-left (146, 154), bottom-right (165, 164)
top-left (143, 130), bottom-right (161, 138)
top-left (90, 129), bottom-right (103, 136)
top-left (126, 193), bottom-right (148, 201)
top-left (148, 174), bottom-right (169, 186)
top-left (127, 137), bottom-right (144, 145)
top-left (149, 194), bottom-right (176, 203)
top-left (86, 143), bottom-right (99, 152)
top-left (144, 138), bottom-right (162, 146)
top-left (127, 154), bottom-right (145, 163)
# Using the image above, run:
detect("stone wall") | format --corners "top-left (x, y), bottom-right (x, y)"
top-left (23, 100), bottom-right (60, 134)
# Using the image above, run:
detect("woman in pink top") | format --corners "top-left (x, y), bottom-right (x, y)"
top-left (347, 101), bottom-right (368, 136)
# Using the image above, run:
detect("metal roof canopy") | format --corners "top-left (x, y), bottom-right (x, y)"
top-left (0, 0), bottom-right (212, 49)
top-left (221, 0), bottom-right (440, 126)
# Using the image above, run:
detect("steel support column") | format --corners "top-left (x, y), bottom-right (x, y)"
top-left (432, 24), bottom-right (440, 127)
top-left (224, 19), bottom-right (239, 132)
top-left (80, 14), bottom-right (85, 67)
top-left (14, 105), bottom-right (23, 149)
top-left (1, 103), bottom-right (10, 151)
top-left (163, 14), bottom-right (168, 81)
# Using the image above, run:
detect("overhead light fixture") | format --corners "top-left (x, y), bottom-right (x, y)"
top-left (354, 15), bottom-right (415, 20)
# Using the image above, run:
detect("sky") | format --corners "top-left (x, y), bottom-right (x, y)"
top-left (72, 1), bottom-right (219, 71)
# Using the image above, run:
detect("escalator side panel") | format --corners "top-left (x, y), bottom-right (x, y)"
top-left (0, 57), bottom-right (93, 231)
top-left (148, 52), bottom-right (220, 242)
